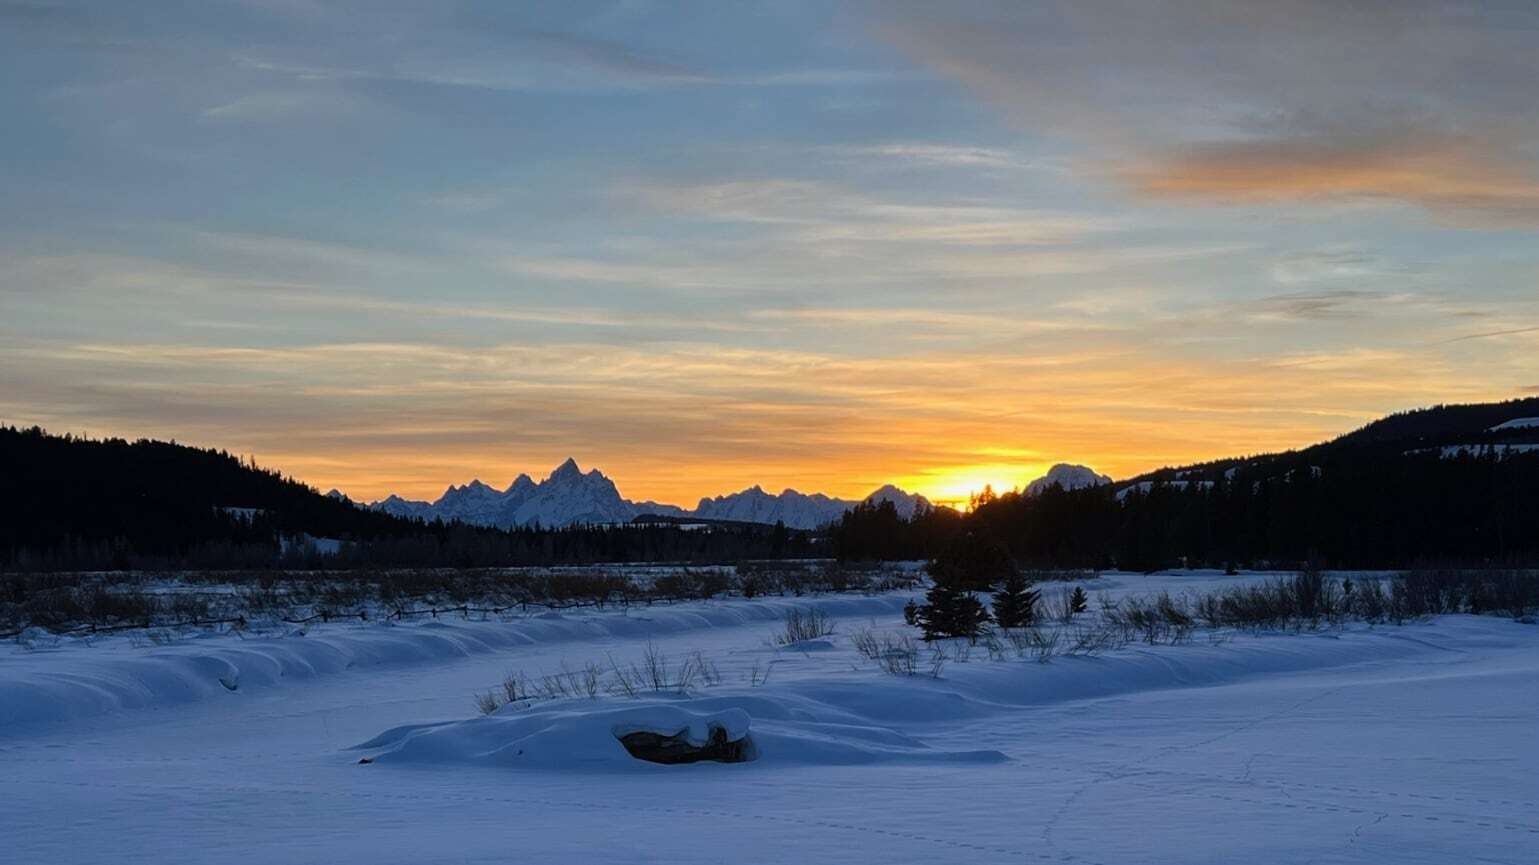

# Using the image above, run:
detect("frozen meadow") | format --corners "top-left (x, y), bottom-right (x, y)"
top-left (2, 570), bottom-right (1535, 864)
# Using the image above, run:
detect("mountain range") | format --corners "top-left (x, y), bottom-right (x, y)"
top-left (363, 459), bottom-right (936, 530)
top-left (6, 396), bottom-right (1538, 570)
top-left (358, 396), bottom-right (1539, 532)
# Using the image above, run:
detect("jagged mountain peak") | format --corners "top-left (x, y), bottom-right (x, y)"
top-left (1025, 464), bottom-right (1112, 496)
top-left (863, 484), bottom-right (931, 520)
top-left (373, 461), bottom-right (931, 530)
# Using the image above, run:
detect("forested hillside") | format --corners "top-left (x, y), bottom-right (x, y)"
top-left (0, 427), bottom-right (824, 570)
top-left (835, 398), bottom-right (1539, 570)
top-left (7, 396), bottom-right (1539, 572)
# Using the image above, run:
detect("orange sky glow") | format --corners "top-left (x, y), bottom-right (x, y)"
top-left (3, 2), bottom-right (1537, 509)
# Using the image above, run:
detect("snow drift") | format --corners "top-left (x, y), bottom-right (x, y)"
top-left (352, 692), bottom-right (1007, 771)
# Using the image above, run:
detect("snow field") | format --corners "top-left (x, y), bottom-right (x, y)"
top-left (2, 570), bottom-right (1535, 864)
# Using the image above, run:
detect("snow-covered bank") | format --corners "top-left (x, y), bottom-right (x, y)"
top-left (0, 592), bottom-right (912, 731)
top-left (3, 570), bottom-right (1535, 865)
top-left (350, 615), bottom-right (1532, 777)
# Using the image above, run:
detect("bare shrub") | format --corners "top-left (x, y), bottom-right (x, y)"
top-left (850, 625), bottom-right (882, 661)
top-left (501, 672), bottom-right (528, 705)
top-left (1351, 577), bottom-right (1388, 622)
top-left (875, 633), bottom-right (919, 676)
top-left (473, 690), bottom-right (502, 716)
top-left (1002, 627), bottom-right (1032, 658)
top-left (982, 629), bottom-right (1008, 662)
top-left (1064, 622), bottom-right (1125, 656)
top-left (605, 652), bottom-right (639, 698)
top-left (747, 659), bottom-right (772, 687)
top-left (775, 607), bottom-right (834, 645)
top-left (1026, 627), bottom-right (1061, 663)
top-left (927, 643), bottom-right (947, 678)
top-left (686, 650), bottom-right (721, 687)
top-left (1156, 593), bottom-right (1195, 643)
top-left (1046, 588), bottom-right (1076, 624)
top-left (639, 642), bottom-right (672, 691)
top-left (1390, 569), bottom-right (1538, 620)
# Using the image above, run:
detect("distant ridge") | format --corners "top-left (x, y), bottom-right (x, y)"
top-left (367, 460), bottom-right (932, 530)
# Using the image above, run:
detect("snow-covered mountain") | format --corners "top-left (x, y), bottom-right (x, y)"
top-left (690, 484), bottom-right (933, 528)
top-left (504, 459), bottom-right (688, 527)
top-left (863, 484), bottom-right (932, 520)
top-left (434, 478), bottom-right (516, 525)
top-left (368, 459), bottom-right (684, 529)
top-left (364, 460), bottom-right (928, 529)
top-left (692, 486), bottom-right (853, 528)
top-left (1024, 463), bottom-right (1112, 496)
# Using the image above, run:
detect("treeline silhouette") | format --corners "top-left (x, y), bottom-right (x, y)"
top-left (833, 418), bottom-right (1539, 571)
top-left (0, 427), bottom-right (823, 571)
top-left (7, 394), bottom-right (1539, 573)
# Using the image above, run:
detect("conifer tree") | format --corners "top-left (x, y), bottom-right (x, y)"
top-left (914, 580), bottom-right (991, 641)
top-left (991, 572), bottom-right (1040, 629)
top-left (1069, 585), bottom-right (1089, 614)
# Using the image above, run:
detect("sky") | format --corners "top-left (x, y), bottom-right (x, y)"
top-left (3, 0), bottom-right (1538, 508)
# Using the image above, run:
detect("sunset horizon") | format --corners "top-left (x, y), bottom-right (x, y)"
top-left (5, 3), bottom-right (1537, 514)
top-left (31, 386), bottom-right (1530, 509)
top-left (5, 5), bottom-right (1539, 863)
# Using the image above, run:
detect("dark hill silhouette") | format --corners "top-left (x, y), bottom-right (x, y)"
top-left (0, 426), bottom-right (824, 570)
top-left (834, 397), bottom-right (1539, 570)
top-left (6, 395), bottom-right (1539, 571)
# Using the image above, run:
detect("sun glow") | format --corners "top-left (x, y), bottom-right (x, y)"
top-left (900, 463), bottom-right (1047, 511)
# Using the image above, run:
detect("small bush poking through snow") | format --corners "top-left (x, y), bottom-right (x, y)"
top-left (472, 644), bottom-right (724, 714)
top-left (774, 608), bottom-right (834, 645)
top-left (849, 625), bottom-right (922, 675)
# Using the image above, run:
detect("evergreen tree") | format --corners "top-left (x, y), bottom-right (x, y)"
top-left (1069, 585), bottom-right (1089, 614)
top-left (928, 532), bottom-right (1016, 591)
top-left (991, 572), bottom-right (1040, 628)
top-left (914, 580), bottom-right (991, 641)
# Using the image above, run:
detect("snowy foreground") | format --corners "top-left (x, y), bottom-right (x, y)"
top-left (2, 572), bottom-right (1536, 864)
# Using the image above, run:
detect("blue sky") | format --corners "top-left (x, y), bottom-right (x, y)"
top-left (3, 0), bottom-right (1537, 506)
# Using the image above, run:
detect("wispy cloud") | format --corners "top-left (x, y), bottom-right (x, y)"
top-left (871, 1), bottom-right (1539, 225)
top-left (819, 142), bottom-right (1052, 172)
top-left (202, 89), bottom-right (356, 121)
top-left (748, 306), bottom-right (1110, 336)
top-left (616, 177), bottom-right (1113, 248)
top-left (2, 333), bottom-right (1513, 503)
top-left (1435, 325), bottom-right (1539, 344)
top-left (1123, 132), bottom-right (1539, 225)
top-left (5, 0), bottom-right (1539, 506)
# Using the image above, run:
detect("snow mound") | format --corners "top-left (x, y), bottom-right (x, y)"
top-left (353, 693), bottom-right (1007, 771)
top-left (1490, 416), bottom-right (1539, 431)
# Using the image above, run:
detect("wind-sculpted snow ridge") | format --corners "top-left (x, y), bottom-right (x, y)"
top-left (353, 693), bottom-right (1007, 770)
top-left (346, 615), bottom-right (1530, 776)
top-left (0, 593), bottom-right (912, 731)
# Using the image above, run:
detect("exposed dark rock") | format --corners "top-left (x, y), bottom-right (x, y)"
top-left (617, 724), bottom-right (753, 764)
